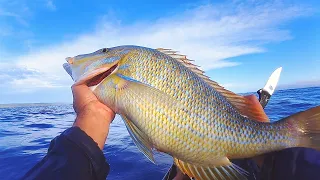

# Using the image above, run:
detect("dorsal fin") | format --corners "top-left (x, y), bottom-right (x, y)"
top-left (242, 95), bottom-right (269, 122)
top-left (156, 48), bottom-right (269, 122)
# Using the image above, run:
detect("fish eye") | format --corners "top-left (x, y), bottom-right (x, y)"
top-left (92, 48), bottom-right (108, 54)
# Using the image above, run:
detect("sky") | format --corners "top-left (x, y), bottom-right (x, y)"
top-left (0, 0), bottom-right (319, 104)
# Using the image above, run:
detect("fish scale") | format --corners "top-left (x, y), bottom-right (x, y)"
top-left (64, 45), bottom-right (320, 179)
top-left (120, 50), bottom-right (248, 157)
top-left (117, 48), bottom-right (277, 161)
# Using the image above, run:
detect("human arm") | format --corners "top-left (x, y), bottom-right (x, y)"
top-left (21, 84), bottom-right (115, 180)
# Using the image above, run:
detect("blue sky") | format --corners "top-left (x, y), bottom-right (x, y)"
top-left (0, 0), bottom-right (319, 104)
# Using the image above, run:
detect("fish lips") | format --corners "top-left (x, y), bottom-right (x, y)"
top-left (63, 63), bottom-right (74, 80)
top-left (63, 62), bottom-right (118, 88)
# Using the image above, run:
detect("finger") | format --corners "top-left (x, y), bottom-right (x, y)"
top-left (72, 84), bottom-right (97, 113)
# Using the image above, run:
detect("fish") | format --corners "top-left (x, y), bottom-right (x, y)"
top-left (63, 45), bottom-right (320, 180)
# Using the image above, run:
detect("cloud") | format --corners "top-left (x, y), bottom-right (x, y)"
top-left (0, 2), bottom-right (30, 27)
top-left (46, 0), bottom-right (56, 11)
top-left (0, 62), bottom-right (69, 92)
top-left (279, 80), bottom-right (320, 90)
top-left (2, 1), bottom-right (312, 92)
top-left (0, 0), bottom-right (57, 46)
top-left (11, 77), bottom-right (61, 89)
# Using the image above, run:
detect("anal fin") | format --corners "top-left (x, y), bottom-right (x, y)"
top-left (121, 115), bottom-right (155, 164)
top-left (174, 158), bottom-right (248, 180)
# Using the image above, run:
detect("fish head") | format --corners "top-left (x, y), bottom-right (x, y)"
top-left (63, 46), bottom-right (133, 90)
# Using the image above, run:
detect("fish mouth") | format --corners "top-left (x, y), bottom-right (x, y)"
top-left (86, 64), bottom-right (118, 87)
top-left (74, 63), bottom-right (118, 87)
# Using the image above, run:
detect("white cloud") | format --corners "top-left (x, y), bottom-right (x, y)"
top-left (46, 0), bottom-right (56, 11)
top-left (0, 4), bottom-right (29, 27)
top-left (2, 1), bottom-right (312, 92)
top-left (0, 62), bottom-right (70, 92)
top-left (279, 80), bottom-right (320, 90)
top-left (11, 77), bottom-right (58, 88)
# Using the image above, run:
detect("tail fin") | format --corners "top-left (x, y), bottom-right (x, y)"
top-left (284, 106), bottom-right (320, 150)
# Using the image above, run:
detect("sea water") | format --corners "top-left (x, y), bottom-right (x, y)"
top-left (0, 87), bottom-right (319, 180)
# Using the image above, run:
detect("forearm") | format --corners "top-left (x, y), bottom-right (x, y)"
top-left (72, 101), bottom-right (113, 150)
top-left (21, 127), bottom-right (110, 180)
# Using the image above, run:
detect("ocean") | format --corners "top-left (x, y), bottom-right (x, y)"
top-left (0, 87), bottom-right (319, 180)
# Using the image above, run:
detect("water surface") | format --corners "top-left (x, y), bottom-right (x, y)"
top-left (0, 87), bottom-right (319, 179)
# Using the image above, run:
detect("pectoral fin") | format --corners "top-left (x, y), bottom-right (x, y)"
top-left (174, 158), bottom-right (248, 180)
top-left (121, 115), bottom-right (155, 164)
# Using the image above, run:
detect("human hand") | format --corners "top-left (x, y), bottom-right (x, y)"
top-left (72, 84), bottom-right (115, 150)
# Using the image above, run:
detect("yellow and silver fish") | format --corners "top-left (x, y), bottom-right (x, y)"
top-left (63, 45), bottom-right (320, 180)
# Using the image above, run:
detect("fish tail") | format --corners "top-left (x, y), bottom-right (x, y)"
top-left (283, 106), bottom-right (320, 150)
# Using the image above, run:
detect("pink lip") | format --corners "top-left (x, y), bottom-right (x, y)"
top-left (65, 57), bottom-right (74, 64)
top-left (74, 63), bottom-right (118, 86)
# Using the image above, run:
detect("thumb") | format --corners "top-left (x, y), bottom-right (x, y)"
top-left (71, 84), bottom-right (98, 114)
